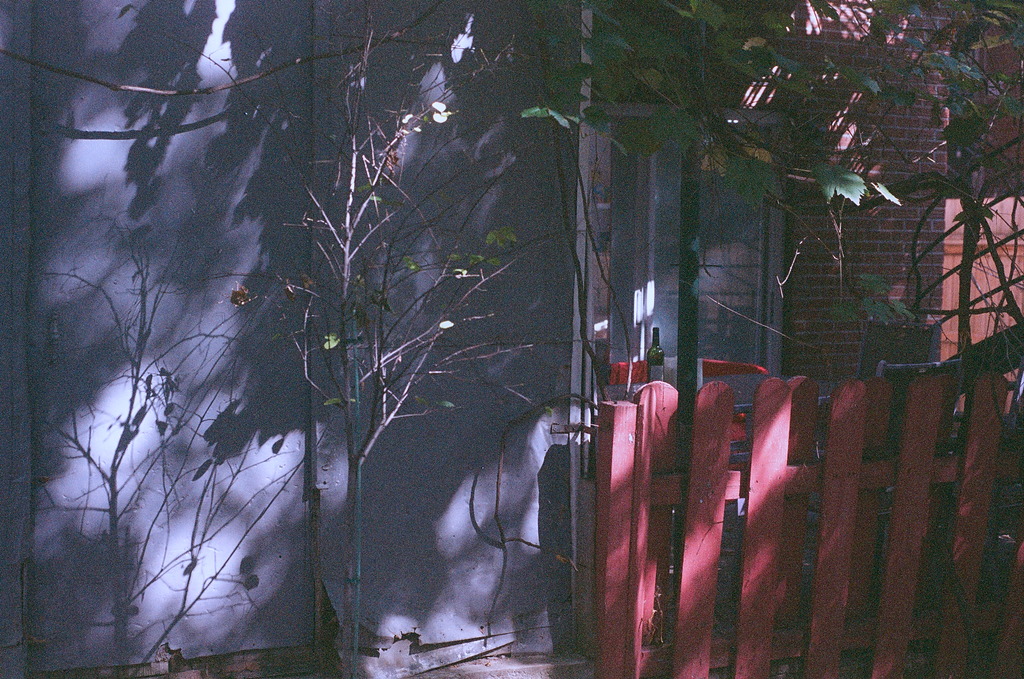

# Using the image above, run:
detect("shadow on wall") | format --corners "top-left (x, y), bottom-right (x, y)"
top-left (29, 0), bottom-right (314, 670)
top-left (22, 0), bottom-right (572, 674)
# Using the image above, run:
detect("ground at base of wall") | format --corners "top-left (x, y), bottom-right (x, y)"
top-left (263, 654), bottom-right (591, 679)
top-left (409, 654), bottom-right (593, 679)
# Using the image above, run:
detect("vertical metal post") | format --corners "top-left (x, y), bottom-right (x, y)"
top-left (676, 165), bottom-right (700, 463)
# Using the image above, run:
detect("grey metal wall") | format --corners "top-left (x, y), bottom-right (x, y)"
top-left (1, 1), bottom-right (34, 675)
top-left (0, 1), bottom-right (575, 675)
top-left (24, 0), bottom-right (317, 671)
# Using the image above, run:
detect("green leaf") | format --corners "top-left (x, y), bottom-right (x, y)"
top-left (858, 273), bottom-right (890, 296)
top-left (366, 195), bottom-right (404, 207)
top-left (812, 163), bottom-right (868, 205)
top-left (889, 299), bottom-right (915, 320)
top-left (659, 0), bottom-right (694, 19)
top-left (582, 105), bottom-right (611, 132)
top-left (486, 226), bottom-right (518, 248)
top-left (548, 109), bottom-right (574, 129)
top-left (904, 36), bottom-right (925, 51)
top-left (582, 0), bottom-right (621, 26)
top-left (839, 65), bottom-right (880, 94)
top-left (770, 48), bottom-right (804, 75)
top-left (862, 298), bottom-right (895, 320)
top-left (1003, 96), bottom-right (1024, 118)
top-left (521, 106), bottom-right (550, 118)
top-left (519, 106), bottom-right (576, 129)
top-left (323, 333), bottom-right (341, 350)
top-left (723, 156), bottom-right (775, 206)
top-left (583, 28), bottom-right (631, 62)
top-left (879, 86), bottom-right (916, 107)
top-left (872, 182), bottom-right (901, 205)
top-left (829, 300), bottom-right (860, 321)
top-left (649, 107), bottom-right (699, 148)
top-left (691, 0), bottom-right (726, 28)
top-left (943, 114), bottom-right (987, 148)
top-left (402, 256), bottom-right (421, 272)
top-left (324, 398), bottom-right (344, 406)
top-left (617, 117), bottom-right (663, 155)
top-left (437, 400), bottom-right (456, 409)
top-left (640, 68), bottom-right (664, 90)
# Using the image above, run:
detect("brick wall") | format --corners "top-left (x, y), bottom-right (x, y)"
top-left (777, 3), bottom-right (948, 380)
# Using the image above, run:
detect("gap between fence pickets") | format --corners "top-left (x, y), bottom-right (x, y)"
top-left (594, 375), bottom-right (1024, 679)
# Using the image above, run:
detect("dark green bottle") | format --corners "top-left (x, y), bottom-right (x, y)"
top-left (646, 327), bottom-right (665, 381)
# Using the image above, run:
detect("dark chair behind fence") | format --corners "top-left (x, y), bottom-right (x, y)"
top-left (875, 358), bottom-right (962, 458)
top-left (856, 321), bottom-right (942, 381)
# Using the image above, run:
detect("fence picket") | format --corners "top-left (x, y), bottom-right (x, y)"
top-left (633, 382), bottom-right (679, 653)
top-left (935, 374), bottom-right (1006, 677)
top-left (778, 377), bottom-right (820, 626)
top-left (871, 375), bottom-right (951, 679)
top-left (805, 379), bottom-right (866, 679)
top-left (594, 373), bottom-right (1021, 679)
top-left (847, 378), bottom-right (892, 620)
top-left (595, 401), bottom-right (638, 679)
top-left (735, 378), bottom-right (792, 679)
top-left (672, 381), bottom-right (734, 679)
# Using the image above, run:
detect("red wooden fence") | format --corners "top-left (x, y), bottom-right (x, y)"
top-left (594, 374), bottom-right (1024, 679)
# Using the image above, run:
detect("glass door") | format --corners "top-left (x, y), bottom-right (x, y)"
top-left (586, 117), bottom-right (784, 394)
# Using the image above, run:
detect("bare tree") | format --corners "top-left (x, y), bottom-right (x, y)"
top-left (283, 13), bottom-right (537, 669)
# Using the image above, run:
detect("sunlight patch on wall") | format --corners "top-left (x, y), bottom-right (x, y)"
top-left (802, 0), bottom-right (824, 35)
top-left (451, 14), bottom-right (474, 64)
top-left (422, 556), bottom-right (504, 631)
top-left (420, 62), bottom-right (450, 110)
top-left (197, 0), bottom-right (237, 88)
top-left (436, 474), bottom-right (489, 560)
top-left (218, 432), bottom-right (306, 526)
top-left (836, 1), bottom-right (872, 40)
top-left (801, 1), bottom-right (872, 39)
top-left (422, 411), bottom-right (557, 646)
top-left (153, 521), bottom-right (247, 622)
top-left (47, 378), bottom-right (161, 506)
top-left (376, 614), bottom-right (419, 641)
top-left (742, 66), bottom-right (780, 109)
top-left (59, 111), bottom-right (133, 194)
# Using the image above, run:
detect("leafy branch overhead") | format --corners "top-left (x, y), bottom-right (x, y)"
top-left (525, 0), bottom-right (1024, 331)
top-left (525, 0), bottom-right (1024, 208)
